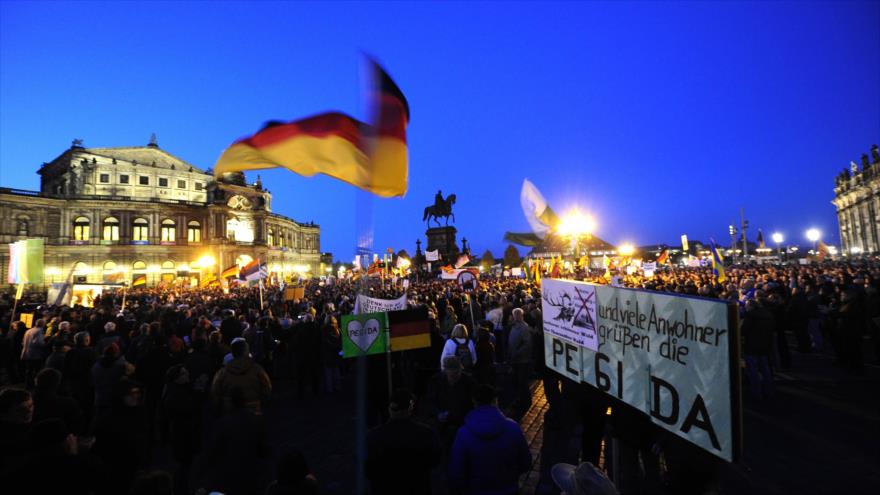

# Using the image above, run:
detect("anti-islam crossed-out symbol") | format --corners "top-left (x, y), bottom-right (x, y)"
top-left (572, 287), bottom-right (595, 335)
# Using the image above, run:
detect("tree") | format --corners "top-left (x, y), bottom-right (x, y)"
top-left (396, 249), bottom-right (411, 260)
top-left (503, 245), bottom-right (521, 267)
top-left (480, 249), bottom-right (496, 269)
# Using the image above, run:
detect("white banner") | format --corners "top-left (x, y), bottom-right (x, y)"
top-left (425, 249), bottom-right (440, 262)
top-left (541, 278), bottom-right (599, 350)
top-left (593, 286), bottom-right (734, 460)
top-left (543, 282), bottom-right (738, 462)
top-left (641, 261), bottom-right (656, 272)
top-left (354, 294), bottom-right (407, 314)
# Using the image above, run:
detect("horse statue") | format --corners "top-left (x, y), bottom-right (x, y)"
top-left (423, 193), bottom-right (456, 227)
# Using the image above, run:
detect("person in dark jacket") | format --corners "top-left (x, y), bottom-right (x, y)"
top-left (448, 384), bottom-right (532, 495)
top-left (366, 389), bottom-right (441, 495)
top-left (294, 315), bottom-right (322, 399)
top-left (91, 342), bottom-right (133, 421)
top-left (92, 379), bottom-right (150, 494)
top-left (265, 449), bottom-right (319, 495)
top-left (742, 300), bottom-right (775, 399)
top-left (197, 387), bottom-right (270, 495)
top-left (32, 367), bottom-right (82, 434)
top-left (0, 388), bottom-right (33, 473)
top-left (64, 331), bottom-right (97, 430)
top-left (211, 339), bottom-right (272, 415)
top-left (837, 288), bottom-right (866, 374)
top-left (433, 356), bottom-right (475, 453)
top-left (320, 316), bottom-right (343, 393)
top-left (161, 364), bottom-right (200, 495)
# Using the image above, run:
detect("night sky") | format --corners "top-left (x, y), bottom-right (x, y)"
top-left (1, 1), bottom-right (878, 260)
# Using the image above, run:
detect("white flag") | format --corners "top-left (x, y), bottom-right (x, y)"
top-left (426, 249), bottom-right (440, 262)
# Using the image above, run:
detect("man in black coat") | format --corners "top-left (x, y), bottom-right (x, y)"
top-left (366, 389), bottom-right (441, 495)
top-left (742, 300), bottom-right (775, 399)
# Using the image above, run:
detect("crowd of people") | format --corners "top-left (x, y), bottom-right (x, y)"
top-left (0, 258), bottom-right (876, 494)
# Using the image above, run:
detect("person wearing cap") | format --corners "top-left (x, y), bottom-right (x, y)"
top-left (551, 461), bottom-right (619, 495)
top-left (447, 384), bottom-right (531, 495)
top-left (366, 389), bottom-right (441, 495)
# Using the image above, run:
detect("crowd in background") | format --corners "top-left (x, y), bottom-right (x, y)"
top-left (0, 258), bottom-right (877, 494)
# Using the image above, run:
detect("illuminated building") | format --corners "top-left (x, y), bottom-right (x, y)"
top-left (833, 145), bottom-right (880, 254)
top-left (0, 137), bottom-right (321, 287)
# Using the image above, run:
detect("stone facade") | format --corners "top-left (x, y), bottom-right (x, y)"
top-left (1, 139), bottom-right (322, 287)
top-left (833, 145), bottom-right (880, 255)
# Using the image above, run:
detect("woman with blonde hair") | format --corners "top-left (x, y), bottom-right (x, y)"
top-left (440, 324), bottom-right (476, 371)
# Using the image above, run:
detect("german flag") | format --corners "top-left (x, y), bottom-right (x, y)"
top-left (132, 274), bottom-right (147, 287)
top-left (213, 59), bottom-right (408, 198)
top-left (221, 264), bottom-right (239, 279)
top-left (656, 249), bottom-right (669, 265)
top-left (388, 308), bottom-right (430, 352)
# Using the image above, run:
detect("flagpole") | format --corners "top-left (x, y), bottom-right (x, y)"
top-left (121, 284), bottom-right (127, 311)
top-left (10, 284), bottom-right (22, 327)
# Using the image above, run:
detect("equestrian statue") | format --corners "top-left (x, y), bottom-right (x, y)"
top-left (423, 190), bottom-right (456, 227)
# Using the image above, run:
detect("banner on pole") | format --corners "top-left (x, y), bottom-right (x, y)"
top-left (341, 311), bottom-right (388, 358)
top-left (542, 280), bottom-right (741, 462)
top-left (354, 294), bottom-right (407, 314)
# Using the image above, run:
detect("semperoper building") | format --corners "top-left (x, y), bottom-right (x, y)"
top-left (0, 137), bottom-right (321, 287)
top-left (833, 144), bottom-right (880, 255)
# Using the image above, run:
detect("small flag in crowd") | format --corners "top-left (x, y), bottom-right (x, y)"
top-left (388, 308), bottom-right (431, 352)
top-left (709, 239), bottom-right (726, 283)
top-left (656, 249), bottom-right (669, 265)
top-left (221, 264), bottom-right (240, 279)
top-left (132, 274), bottom-right (147, 287)
top-left (213, 59), bottom-right (409, 198)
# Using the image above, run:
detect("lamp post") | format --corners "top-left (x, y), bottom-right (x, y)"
top-left (771, 232), bottom-right (783, 260)
top-left (806, 228), bottom-right (821, 253)
top-left (557, 209), bottom-right (595, 263)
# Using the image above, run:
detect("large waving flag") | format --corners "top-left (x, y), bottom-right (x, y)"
top-left (504, 179), bottom-right (560, 246)
top-left (709, 239), bottom-right (727, 283)
top-left (213, 59), bottom-right (409, 198)
top-left (656, 249), bottom-right (669, 265)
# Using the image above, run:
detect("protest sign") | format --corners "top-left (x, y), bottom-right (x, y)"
top-left (341, 312), bottom-right (388, 357)
top-left (641, 262), bottom-right (656, 272)
top-left (355, 294), bottom-right (407, 314)
top-left (543, 281), bottom-right (741, 462)
top-left (541, 278), bottom-right (599, 350)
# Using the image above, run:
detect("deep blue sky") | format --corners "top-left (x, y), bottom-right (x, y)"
top-left (2, 1), bottom-right (878, 259)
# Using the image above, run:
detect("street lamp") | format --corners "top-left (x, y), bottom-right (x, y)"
top-left (805, 228), bottom-right (820, 252)
top-left (771, 232), bottom-right (783, 259)
top-left (557, 209), bottom-right (595, 259)
top-left (618, 243), bottom-right (634, 257)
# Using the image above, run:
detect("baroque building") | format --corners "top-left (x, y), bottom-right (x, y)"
top-left (833, 144), bottom-right (880, 255)
top-left (0, 138), bottom-right (321, 287)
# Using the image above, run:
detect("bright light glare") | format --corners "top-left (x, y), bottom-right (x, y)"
top-left (771, 232), bottom-right (783, 244)
top-left (851, 246), bottom-right (862, 254)
top-left (557, 209), bottom-right (596, 237)
top-left (198, 255), bottom-right (216, 267)
top-left (805, 228), bottom-right (821, 242)
top-left (618, 243), bottom-right (635, 256)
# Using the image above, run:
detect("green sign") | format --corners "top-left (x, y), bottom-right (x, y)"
top-left (341, 311), bottom-right (388, 358)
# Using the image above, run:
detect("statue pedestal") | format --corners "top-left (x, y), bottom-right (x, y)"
top-left (426, 226), bottom-right (459, 264)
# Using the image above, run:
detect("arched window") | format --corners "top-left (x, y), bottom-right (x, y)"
top-left (103, 261), bottom-right (117, 272)
top-left (102, 217), bottom-right (119, 242)
top-left (161, 261), bottom-right (175, 270)
top-left (73, 261), bottom-right (90, 275)
top-left (132, 260), bottom-right (147, 271)
top-left (267, 228), bottom-right (275, 246)
top-left (278, 230), bottom-right (285, 248)
top-left (161, 219), bottom-right (176, 243)
top-left (132, 218), bottom-right (149, 241)
top-left (16, 219), bottom-right (28, 237)
top-left (73, 216), bottom-right (90, 241)
top-left (187, 220), bottom-right (201, 243)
